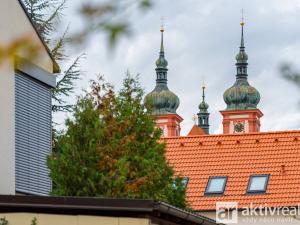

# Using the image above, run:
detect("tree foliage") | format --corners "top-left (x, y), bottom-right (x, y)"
top-left (21, 0), bottom-right (155, 111)
top-left (22, 0), bottom-right (82, 113)
top-left (0, 218), bottom-right (8, 225)
top-left (48, 74), bottom-right (188, 208)
top-left (1, 0), bottom-right (152, 65)
top-left (75, 0), bottom-right (152, 48)
top-left (0, 217), bottom-right (37, 225)
top-left (22, 0), bottom-right (66, 41)
top-left (281, 63), bottom-right (300, 90)
top-left (31, 217), bottom-right (38, 225)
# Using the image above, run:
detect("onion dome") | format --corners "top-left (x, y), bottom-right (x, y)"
top-left (145, 26), bottom-right (180, 115)
top-left (223, 19), bottom-right (260, 110)
top-left (199, 86), bottom-right (209, 113)
top-left (199, 101), bottom-right (209, 112)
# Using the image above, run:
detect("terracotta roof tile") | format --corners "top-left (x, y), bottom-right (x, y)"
top-left (164, 130), bottom-right (300, 211)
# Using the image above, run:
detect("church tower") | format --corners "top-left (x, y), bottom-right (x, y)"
top-left (197, 85), bottom-right (210, 134)
top-left (145, 25), bottom-right (183, 137)
top-left (220, 19), bottom-right (263, 134)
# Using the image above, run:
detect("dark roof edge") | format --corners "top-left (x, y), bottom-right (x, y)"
top-left (17, 0), bottom-right (60, 73)
top-left (156, 201), bottom-right (218, 225)
top-left (0, 195), bottom-right (218, 225)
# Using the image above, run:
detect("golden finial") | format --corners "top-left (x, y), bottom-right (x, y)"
top-left (192, 114), bottom-right (197, 125)
top-left (160, 17), bottom-right (165, 32)
top-left (160, 25), bottom-right (165, 32)
top-left (202, 77), bottom-right (206, 89)
top-left (240, 9), bottom-right (245, 26)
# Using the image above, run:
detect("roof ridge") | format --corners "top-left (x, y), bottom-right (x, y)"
top-left (162, 130), bottom-right (300, 139)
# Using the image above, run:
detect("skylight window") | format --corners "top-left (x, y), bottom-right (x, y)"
top-left (247, 175), bottom-right (269, 193)
top-left (205, 176), bottom-right (227, 195)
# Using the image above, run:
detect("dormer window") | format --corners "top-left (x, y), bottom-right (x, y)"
top-left (205, 176), bottom-right (227, 195)
top-left (247, 175), bottom-right (269, 194)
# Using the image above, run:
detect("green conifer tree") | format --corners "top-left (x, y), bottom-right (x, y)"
top-left (48, 74), bottom-right (188, 209)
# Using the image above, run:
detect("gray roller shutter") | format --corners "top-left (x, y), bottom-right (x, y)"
top-left (15, 72), bottom-right (52, 195)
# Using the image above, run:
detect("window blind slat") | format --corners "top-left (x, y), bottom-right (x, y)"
top-left (15, 72), bottom-right (52, 196)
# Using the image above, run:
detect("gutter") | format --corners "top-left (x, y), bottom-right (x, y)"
top-left (155, 202), bottom-right (219, 225)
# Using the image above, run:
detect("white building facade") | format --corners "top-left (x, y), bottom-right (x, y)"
top-left (0, 0), bottom-right (57, 195)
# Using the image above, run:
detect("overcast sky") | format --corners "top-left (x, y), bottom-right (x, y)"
top-left (56, 0), bottom-right (300, 135)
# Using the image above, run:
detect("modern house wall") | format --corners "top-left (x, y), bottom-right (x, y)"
top-left (0, 0), bottom-right (55, 195)
top-left (0, 0), bottom-right (54, 72)
top-left (0, 214), bottom-right (151, 225)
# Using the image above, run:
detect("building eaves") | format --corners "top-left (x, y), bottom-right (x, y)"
top-left (0, 195), bottom-right (219, 225)
top-left (17, 0), bottom-right (60, 73)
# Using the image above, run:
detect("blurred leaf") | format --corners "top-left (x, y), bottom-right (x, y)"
top-left (104, 23), bottom-right (129, 48)
top-left (0, 217), bottom-right (8, 225)
top-left (80, 3), bottom-right (115, 17)
top-left (281, 63), bottom-right (300, 89)
top-left (139, 0), bottom-right (152, 9)
top-left (31, 217), bottom-right (37, 225)
top-left (74, 0), bottom-right (153, 48)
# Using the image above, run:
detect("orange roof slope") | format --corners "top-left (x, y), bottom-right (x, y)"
top-left (187, 125), bottom-right (206, 136)
top-left (164, 130), bottom-right (300, 211)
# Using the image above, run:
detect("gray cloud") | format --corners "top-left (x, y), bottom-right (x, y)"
top-left (55, 0), bottom-right (300, 135)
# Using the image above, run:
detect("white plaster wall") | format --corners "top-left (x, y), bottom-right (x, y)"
top-left (0, 0), bottom-right (54, 194)
top-left (0, 213), bottom-right (151, 225)
top-left (0, 0), bottom-right (53, 72)
top-left (0, 60), bottom-right (15, 194)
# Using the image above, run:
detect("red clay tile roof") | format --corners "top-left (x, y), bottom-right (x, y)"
top-left (164, 130), bottom-right (300, 211)
top-left (187, 125), bottom-right (206, 136)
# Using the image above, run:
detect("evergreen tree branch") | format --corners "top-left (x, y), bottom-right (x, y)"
top-left (22, 0), bottom-right (83, 114)
top-left (41, 0), bottom-right (67, 39)
top-left (51, 25), bottom-right (69, 62)
top-left (52, 54), bottom-right (84, 112)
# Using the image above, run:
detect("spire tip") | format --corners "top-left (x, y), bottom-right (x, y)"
top-left (240, 9), bottom-right (245, 27)
top-left (202, 78), bottom-right (206, 89)
top-left (160, 17), bottom-right (165, 32)
top-left (160, 25), bottom-right (165, 32)
top-left (202, 83), bottom-right (206, 102)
